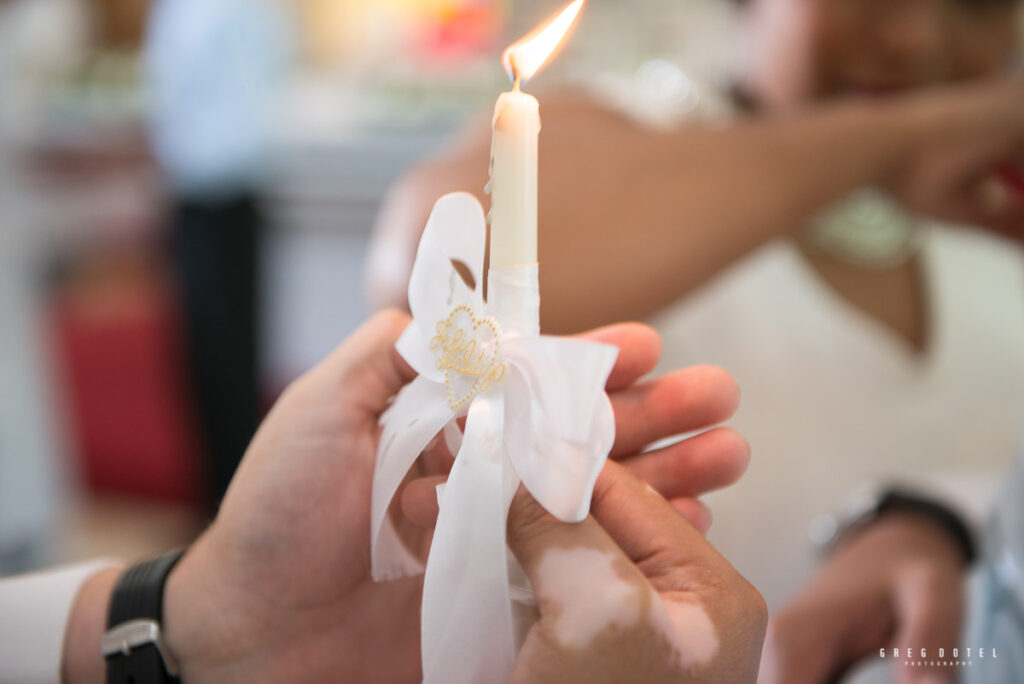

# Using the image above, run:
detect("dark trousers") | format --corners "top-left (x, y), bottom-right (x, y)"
top-left (172, 193), bottom-right (262, 510)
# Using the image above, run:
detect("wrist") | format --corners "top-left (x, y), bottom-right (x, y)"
top-left (837, 512), bottom-right (968, 573)
top-left (827, 487), bottom-right (976, 567)
top-left (161, 535), bottom-right (261, 682)
top-left (839, 98), bottom-right (923, 187)
top-left (759, 99), bottom-right (920, 234)
top-left (873, 490), bottom-right (975, 566)
top-left (872, 512), bottom-right (969, 565)
top-left (63, 566), bottom-right (125, 684)
top-left (162, 540), bottom-right (220, 681)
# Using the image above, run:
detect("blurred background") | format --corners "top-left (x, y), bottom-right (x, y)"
top-left (0, 0), bottom-right (737, 573)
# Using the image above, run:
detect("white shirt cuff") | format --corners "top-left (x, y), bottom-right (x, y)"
top-left (0, 560), bottom-right (118, 684)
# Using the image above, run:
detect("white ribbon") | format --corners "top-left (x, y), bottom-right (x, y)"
top-left (370, 192), bottom-right (618, 683)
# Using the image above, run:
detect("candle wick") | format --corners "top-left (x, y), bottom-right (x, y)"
top-left (510, 53), bottom-right (521, 92)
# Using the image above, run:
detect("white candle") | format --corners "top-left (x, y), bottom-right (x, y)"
top-left (489, 88), bottom-right (540, 269)
top-left (487, 0), bottom-right (584, 272)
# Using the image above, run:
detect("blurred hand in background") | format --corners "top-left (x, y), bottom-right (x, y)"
top-left (759, 514), bottom-right (967, 684)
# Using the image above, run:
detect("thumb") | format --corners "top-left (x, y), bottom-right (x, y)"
top-left (506, 485), bottom-right (664, 655)
top-left (589, 461), bottom-right (725, 573)
top-left (892, 561), bottom-right (963, 684)
top-left (505, 460), bottom-right (732, 645)
top-left (506, 486), bottom-right (650, 610)
top-left (508, 461), bottom-right (723, 588)
top-left (303, 308), bottom-right (416, 413)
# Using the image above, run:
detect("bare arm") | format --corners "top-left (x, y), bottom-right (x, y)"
top-left (369, 81), bottom-right (1024, 333)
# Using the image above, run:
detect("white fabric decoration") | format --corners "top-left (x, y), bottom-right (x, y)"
top-left (370, 192), bottom-right (618, 683)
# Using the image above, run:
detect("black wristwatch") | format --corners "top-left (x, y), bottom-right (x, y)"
top-left (101, 549), bottom-right (187, 684)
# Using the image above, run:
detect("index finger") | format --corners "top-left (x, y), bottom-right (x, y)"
top-left (576, 321), bottom-right (662, 391)
top-left (610, 365), bottom-right (740, 459)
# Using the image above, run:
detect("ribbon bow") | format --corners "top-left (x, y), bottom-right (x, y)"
top-left (371, 192), bottom-right (618, 684)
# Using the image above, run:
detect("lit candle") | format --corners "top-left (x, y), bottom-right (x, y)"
top-left (488, 0), bottom-right (584, 271)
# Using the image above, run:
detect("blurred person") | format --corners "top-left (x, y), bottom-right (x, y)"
top-left (0, 0), bottom-right (91, 574)
top-left (0, 310), bottom-right (766, 683)
top-left (961, 435), bottom-right (1024, 684)
top-left (145, 0), bottom-right (293, 509)
top-left (370, 0), bottom-right (1024, 681)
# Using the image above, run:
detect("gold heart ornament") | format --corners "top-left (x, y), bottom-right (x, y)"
top-left (430, 305), bottom-right (507, 411)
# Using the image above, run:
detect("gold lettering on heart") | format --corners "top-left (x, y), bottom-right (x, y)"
top-left (430, 304), bottom-right (507, 411)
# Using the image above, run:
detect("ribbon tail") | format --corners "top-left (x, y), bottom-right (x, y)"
top-left (502, 449), bottom-right (537, 651)
top-left (421, 394), bottom-right (516, 684)
top-left (371, 376), bottom-right (453, 581)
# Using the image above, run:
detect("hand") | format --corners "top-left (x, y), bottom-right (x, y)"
top-left (65, 310), bottom-right (750, 684)
top-left (505, 460), bottom-right (767, 684)
top-left (399, 322), bottom-right (749, 536)
top-left (758, 514), bottom-right (967, 684)
top-left (886, 77), bottom-right (1024, 239)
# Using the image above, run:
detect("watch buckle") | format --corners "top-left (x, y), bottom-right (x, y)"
top-left (101, 619), bottom-right (181, 676)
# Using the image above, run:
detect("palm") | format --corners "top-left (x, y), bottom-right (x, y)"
top-left (204, 343), bottom-right (429, 681)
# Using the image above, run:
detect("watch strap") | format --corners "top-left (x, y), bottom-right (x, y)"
top-left (875, 489), bottom-right (977, 565)
top-left (104, 549), bottom-right (186, 684)
top-left (828, 488), bottom-right (977, 566)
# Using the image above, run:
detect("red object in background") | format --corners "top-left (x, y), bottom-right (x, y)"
top-left (997, 163), bottom-right (1024, 202)
top-left (50, 253), bottom-right (203, 503)
top-left (415, 2), bottom-right (503, 62)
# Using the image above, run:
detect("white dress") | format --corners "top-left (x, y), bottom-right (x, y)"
top-left (650, 229), bottom-right (1024, 608)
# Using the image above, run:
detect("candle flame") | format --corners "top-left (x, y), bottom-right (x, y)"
top-left (502, 0), bottom-right (584, 87)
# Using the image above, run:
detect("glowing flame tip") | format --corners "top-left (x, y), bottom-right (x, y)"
top-left (502, 0), bottom-right (584, 86)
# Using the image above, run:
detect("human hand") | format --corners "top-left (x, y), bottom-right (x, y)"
top-left (885, 77), bottom-right (1024, 239)
top-left (141, 310), bottom-right (749, 684)
top-left (504, 460), bottom-right (767, 684)
top-left (399, 321), bottom-right (749, 536)
top-left (758, 514), bottom-right (967, 684)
